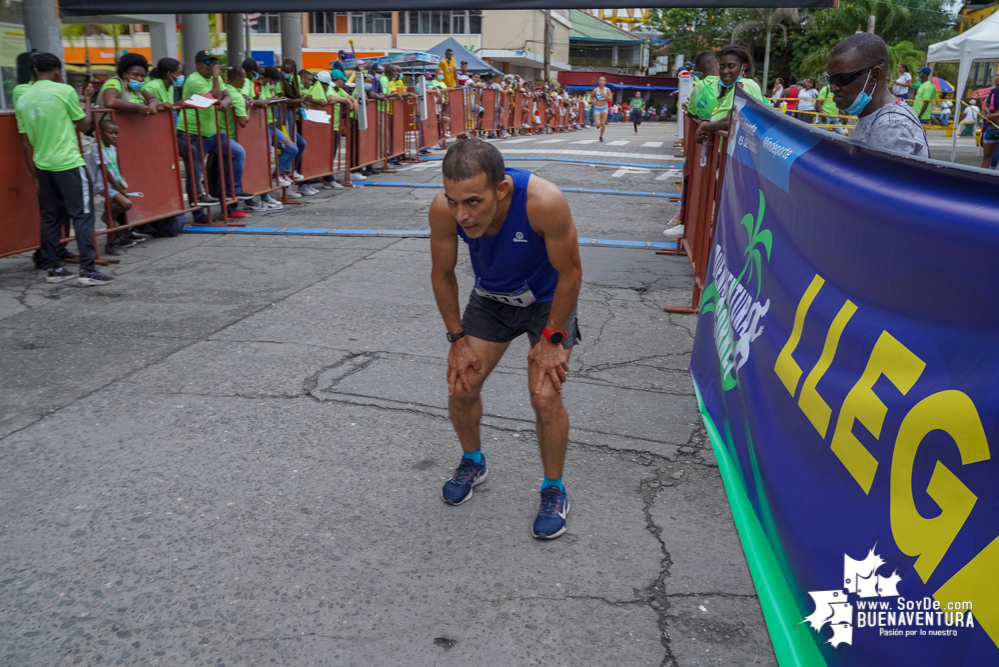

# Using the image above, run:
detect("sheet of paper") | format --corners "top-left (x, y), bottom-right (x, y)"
top-left (185, 94), bottom-right (218, 109)
top-left (303, 108), bottom-right (331, 124)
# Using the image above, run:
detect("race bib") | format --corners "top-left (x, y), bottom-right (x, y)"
top-left (475, 285), bottom-right (537, 308)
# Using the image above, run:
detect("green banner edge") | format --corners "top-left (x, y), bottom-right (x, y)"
top-left (692, 377), bottom-right (827, 667)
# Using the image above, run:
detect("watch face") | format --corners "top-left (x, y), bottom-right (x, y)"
top-left (549, 331), bottom-right (565, 344)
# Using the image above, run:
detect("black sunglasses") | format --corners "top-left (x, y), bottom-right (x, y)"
top-left (824, 66), bottom-right (874, 88)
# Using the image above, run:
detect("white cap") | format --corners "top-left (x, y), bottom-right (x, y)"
top-left (316, 71), bottom-right (332, 84)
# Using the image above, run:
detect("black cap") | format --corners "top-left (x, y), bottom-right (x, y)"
top-left (195, 50), bottom-right (216, 63)
top-left (372, 64), bottom-right (384, 73)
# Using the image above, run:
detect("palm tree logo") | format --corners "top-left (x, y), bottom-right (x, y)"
top-left (737, 190), bottom-right (773, 299)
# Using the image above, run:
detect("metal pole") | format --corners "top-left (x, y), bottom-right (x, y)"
top-left (225, 14), bottom-right (245, 67)
top-left (180, 15), bottom-right (210, 76)
top-left (280, 13), bottom-right (302, 65)
top-left (762, 29), bottom-right (771, 96)
top-left (543, 10), bottom-right (552, 85)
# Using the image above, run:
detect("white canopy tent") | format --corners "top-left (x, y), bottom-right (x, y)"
top-left (927, 18), bottom-right (999, 161)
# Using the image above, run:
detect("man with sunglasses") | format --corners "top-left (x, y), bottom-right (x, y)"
top-left (826, 33), bottom-right (928, 157)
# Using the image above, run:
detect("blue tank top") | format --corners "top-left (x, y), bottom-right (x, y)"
top-left (456, 168), bottom-right (559, 304)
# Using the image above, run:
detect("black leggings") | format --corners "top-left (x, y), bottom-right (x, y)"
top-left (632, 113), bottom-right (642, 132)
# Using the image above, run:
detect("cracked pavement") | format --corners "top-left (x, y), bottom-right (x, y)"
top-left (0, 124), bottom-right (776, 666)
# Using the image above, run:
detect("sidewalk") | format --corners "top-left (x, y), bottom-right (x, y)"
top-left (0, 123), bottom-right (776, 666)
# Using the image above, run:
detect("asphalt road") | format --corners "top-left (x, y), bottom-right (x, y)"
top-left (0, 122), bottom-right (778, 666)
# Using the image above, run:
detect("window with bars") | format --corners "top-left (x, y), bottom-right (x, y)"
top-left (251, 13), bottom-right (281, 34)
top-left (304, 10), bottom-right (482, 35)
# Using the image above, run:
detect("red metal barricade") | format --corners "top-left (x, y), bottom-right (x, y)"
top-left (481, 89), bottom-right (496, 131)
top-left (391, 100), bottom-right (406, 158)
top-left (663, 115), bottom-right (727, 314)
top-left (299, 104), bottom-right (335, 180)
top-left (356, 101), bottom-right (379, 167)
top-left (114, 111), bottom-right (187, 226)
top-left (237, 106), bottom-right (274, 196)
top-left (513, 91), bottom-right (524, 131)
top-left (421, 97), bottom-right (440, 149)
top-left (448, 89), bottom-right (466, 138)
top-left (0, 114), bottom-right (42, 259)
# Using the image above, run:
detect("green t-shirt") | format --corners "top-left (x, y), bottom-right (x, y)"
top-left (329, 86), bottom-right (349, 131)
top-left (177, 71), bottom-right (219, 137)
top-left (240, 78), bottom-right (256, 100)
top-left (378, 74), bottom-right (391, 112)
top-left (630, 97), bottom-right (644, 110)
top-left (712, 78), bottom-right (766, 122)
top-left (306, 81), bottom-right (329, 104)
top-left (259, 81), bottom-right (278, 124)
top-left (143, 77), bottom-right (174, 105)
top-left (222, 83), bottom-right (247, 135)
top-left (692, 75), bottom-right (720, 121)
top-left (817, 85), bottom-right (838, 116)
top-left (14, 80), bottom-right (85, 172)
top-left (914, 81), bottom-right (936, 120)
top-left (101, 77), bottom-right (145, 105)
top-left (13, 83), bottom-right (32, 132)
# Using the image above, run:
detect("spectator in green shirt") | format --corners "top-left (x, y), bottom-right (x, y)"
top-left (100, 52), bottom-right (158, 115)
top-left (14, 53), bottom-right (112, 285)
top-left (913, 66), bottom-right (937, 125)
top-left (220, 67), bottom-right (252, 219)
top-left (143, 57), bottom-right (183, 108)
top-left (241, 58), bottom-right (260, 100)
top-left (698, 44), bottom-right (768, 141)
top-left (816, 81), bottom-right (846, 135)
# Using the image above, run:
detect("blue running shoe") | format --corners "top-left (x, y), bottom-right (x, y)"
top-left (532, 485), bottom-right (569, 539)
top-left (441, 454), bottom-right (488, 505)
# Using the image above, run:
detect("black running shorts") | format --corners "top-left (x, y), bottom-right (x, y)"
top-left (461, 291), bottom-right (580, 349)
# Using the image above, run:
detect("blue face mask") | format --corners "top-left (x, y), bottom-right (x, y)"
top-left (127, 78), bottom-right (144, 91)
top-left (173, 74), bottom-right (185, 88)
top-left (719, 66), bottom-right (745, 89)
top-left (283, 72), bottom-right (293, 80)
top-left (364, 83), bottom-right (372, 91)
top-left (844, 71), bottom-right (874, 116)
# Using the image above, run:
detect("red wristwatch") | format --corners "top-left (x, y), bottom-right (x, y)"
top-left (543, 328), bottom-right (568, 345)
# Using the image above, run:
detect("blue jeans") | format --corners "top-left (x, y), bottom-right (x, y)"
top-left (177, 131), bottom-right (245, 215)
top-left (269, 125), bottom-right (300, 173)
top-left (284, 109), bottom-right (307, 172)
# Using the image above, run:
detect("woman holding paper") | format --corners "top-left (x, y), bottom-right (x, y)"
top-left (280, 58), bottom-right (309, 191)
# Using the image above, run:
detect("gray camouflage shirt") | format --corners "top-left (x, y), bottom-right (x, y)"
top-left (851, 99), bottom-right (930, 157)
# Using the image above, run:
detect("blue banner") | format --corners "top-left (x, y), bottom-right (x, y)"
top-left (690, 91), bottom-right (999, 666)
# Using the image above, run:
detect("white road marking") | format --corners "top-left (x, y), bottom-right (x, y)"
top-left (571, 139), bottom-right (599, 144)
top-left (607, 140), bottom-right (631, 146)
top-left (537, 139), bottom-right (566, 143)
top-left (500, 137), bottom-right (539, 143)
top-left (655, 169), bottom-right (682, 180)
top-left (495, 148), bottom-right (681, 162)
top-left (396, 163), bottom-right (440, 172)
top-left (611, 166), bottom-right (651, 178)
top-left (642, 141), bottom-right (664, 148)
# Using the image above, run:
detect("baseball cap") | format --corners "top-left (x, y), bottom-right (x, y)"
top-left (330, 69), bottom-right (346, 80)
top-left (372, 64), bottom-right (384, 73)
top-left (195, 50), bottom-right (217, 64)
top-left (316, 71), bottom-right (332, 84)
top-left (918, 66), bottom-right (932, 75)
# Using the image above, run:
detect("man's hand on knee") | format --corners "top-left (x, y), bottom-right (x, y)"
top-left (528, 339), bottom-right (569, 394)
top-left (447, 337), bottom-right (482, 396)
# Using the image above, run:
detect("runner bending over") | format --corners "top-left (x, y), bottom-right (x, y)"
top-left (591, 76), bottom-right (612, 142)
top-left (429, 139), bottom-right (582, 539)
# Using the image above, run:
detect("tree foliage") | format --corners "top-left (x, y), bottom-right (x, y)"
top-left (644, 0), bottom-right (955, 81)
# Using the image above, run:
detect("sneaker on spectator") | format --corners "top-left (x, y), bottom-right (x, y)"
top-left (663, 224), bottom-right (685, 238)
top-left (277, 176), bottom-right (292, 187)
top-left (192, 214), bottom-right (210, 225)
top-left (103, 243), bottom-right (123, 256)
top-left (328, 180), bottom-right (344, 190)
top-left (292, 171), bottom-right (304, 181)
top-left (420, 149), bottom-right (432, 155)
top-left (234, 190), bottom-right (254, 200)
top-left (196, 193), bottom-right (219, 206)
top-left (244, 198), bottom-right (266, 211)
top-left (263, 199), bottom-right (284, 211)
top-left (351, 171), bottom-right (367, 181)
top-left (228, 210), bottom-right (251, 219)
top-left (77, 269), bottom-right (114, 286)
top-left (283, 188), bottom-right (302, 199)
top-left (297, 184), bottom-right (318, 196)
top-left (127, 231), bottom-right (146, 243)
top-left (46, 267), bottom-right (75, 283)
top-left (117, 236), bottom-right (137, 249)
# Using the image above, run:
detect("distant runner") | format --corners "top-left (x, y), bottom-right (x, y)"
top-left (591, 76), bottom-right (613, 143)
top-left (429, 140), bottom-right (582, 539)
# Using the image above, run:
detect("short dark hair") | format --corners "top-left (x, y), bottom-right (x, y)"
top-left (262, 66), bottom-right (280, 81)
top-left (694, 51), bottom-right (716, 72)
top-left (442, 139), bottom-right (505, 190)
top-left (151, 57), bottom-right (181, 79)
top-left (33, 52), bottom-right (62, 74)
top-left (116, 52), bottom-right (149, 77)
top-left (242, 57), bottom-right (259, 72)
top-left (830, 32), bottom-right (888, 70)
top-left (789, 75), bottom-right (797, 85)
top-left (900, 63), bottom-right (909, 72)
top-left (16, 50), bottom-right (39, 84)
top-left (98, 117), bottom-right (118, 131)
top-left (227, 66), bottom-right (245, 81)
top-left (718, 44), bottom-right (754, 79)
